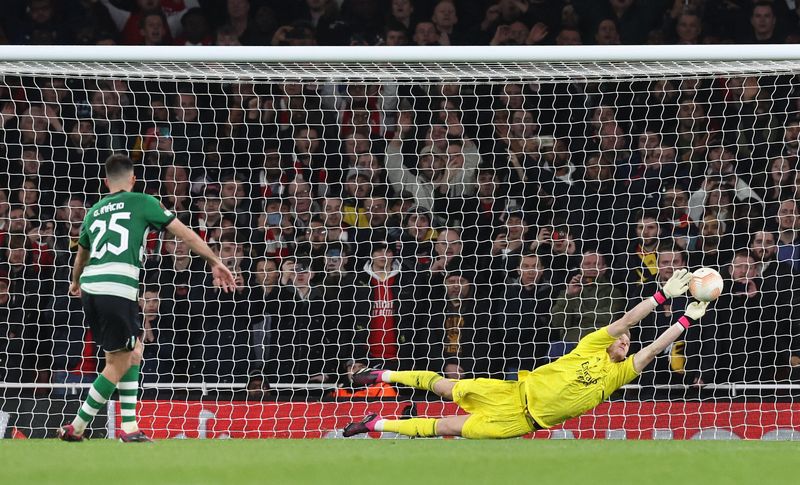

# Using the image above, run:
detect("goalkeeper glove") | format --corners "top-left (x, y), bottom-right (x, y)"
top-left (651, 268), bottom-right (692, 306)
top-left (678, 301), bottom-right (709, 329)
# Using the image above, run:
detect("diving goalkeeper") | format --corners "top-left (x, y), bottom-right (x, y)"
top-left (343, 269), bottom-right (707, 439)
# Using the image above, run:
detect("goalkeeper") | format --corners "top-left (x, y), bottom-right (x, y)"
top-left (343, 269), bottom-right (707, 439)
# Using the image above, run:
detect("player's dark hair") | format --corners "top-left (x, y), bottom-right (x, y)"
top-left (105, 154), bottom-right (134, 180)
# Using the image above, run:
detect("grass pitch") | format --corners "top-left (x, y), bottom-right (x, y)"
top-left (1, 439), bottom-right (796, 485)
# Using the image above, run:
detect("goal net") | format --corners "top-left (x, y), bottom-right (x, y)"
top-left (1, 45), bottom-right (800, 439)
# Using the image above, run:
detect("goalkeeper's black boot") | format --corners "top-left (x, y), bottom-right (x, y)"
top-left (343, 413), bottom-right (381, 437)
top-left (57, 424), bottom-right (84, 442)
top-left (351, 368), bottom-right (384, 387)
top-left (118, 430), bottom-right (153, 443)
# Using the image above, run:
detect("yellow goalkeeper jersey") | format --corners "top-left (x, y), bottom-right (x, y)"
top-left (522, 327), bottom-right (639, 428)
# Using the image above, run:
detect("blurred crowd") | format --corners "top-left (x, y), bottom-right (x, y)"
top-left (1, 0), bottom-right (800, 401)
top-left (1, 0), bottom-right (800, 47)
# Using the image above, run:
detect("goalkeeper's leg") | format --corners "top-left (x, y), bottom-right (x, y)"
top-left (343, 414), bottom-right (468, 438)
top-left (352, 368), bottom-right (455, 399)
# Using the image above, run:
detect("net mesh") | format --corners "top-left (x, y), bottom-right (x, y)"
top-left (1, 57), bottom-right (800, 439)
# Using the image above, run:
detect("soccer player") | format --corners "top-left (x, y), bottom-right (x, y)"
top-left (343, 269), bottom-right (708, 439)
top-left (58, 155), bottom-right (236, 442)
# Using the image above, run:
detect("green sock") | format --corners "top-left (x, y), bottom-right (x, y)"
top-left (118, 365), bottom-right (140, 434)
top-left (380, 418), bottom-right (439, 437)
top-left (72, 374), bottom-right (116, 435)
top-left (386, 370), bottom-right (443, 393)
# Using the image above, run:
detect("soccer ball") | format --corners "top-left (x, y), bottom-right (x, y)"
top-left (689, 267), bottom-right (724, 302)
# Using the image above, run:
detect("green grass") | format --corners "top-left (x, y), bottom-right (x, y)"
top-left (1, 439), bottom-right (797, 485)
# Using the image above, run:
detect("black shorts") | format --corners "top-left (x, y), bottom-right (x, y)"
top-left (81, 293), bottom-right (141, 352)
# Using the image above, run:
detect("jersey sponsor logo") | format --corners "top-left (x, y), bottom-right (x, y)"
top-left (576, 361), bottom-right (600, 386)
top-left (93, 202), bottom-right (125, 217)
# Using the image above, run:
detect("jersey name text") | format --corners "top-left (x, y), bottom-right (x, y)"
top-left (94, 202), bottom-right (125, 217)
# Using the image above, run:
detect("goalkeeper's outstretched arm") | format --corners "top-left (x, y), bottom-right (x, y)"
top-left (633, 301), bottom-right (709, 373)
top-left (607, 269), bottom-right (692, 338)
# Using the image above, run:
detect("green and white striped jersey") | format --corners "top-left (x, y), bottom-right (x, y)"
top-left (78, 191), bottom-right (175, 301)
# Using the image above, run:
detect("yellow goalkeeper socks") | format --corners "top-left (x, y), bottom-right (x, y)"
top-left (379, 418), bottom-right (439, 437)
top-left (385, 370), bottom-right (442, 392)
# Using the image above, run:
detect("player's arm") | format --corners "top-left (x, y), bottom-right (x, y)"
top-left (164, 218), bottom-right (236, 293)
top-left (68, 245), bottom-right (90, 297)
top-left (633, 301), bottom-right (708, 373)
top-left (607, 269), bottom-right (692, 338)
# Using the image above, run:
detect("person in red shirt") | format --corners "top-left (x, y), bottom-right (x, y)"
top-left (361, 243), bottom-right (402, 367)
top-left (101, 0), bottom-right (199, 45)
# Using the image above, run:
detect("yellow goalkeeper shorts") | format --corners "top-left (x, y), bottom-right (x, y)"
top-left (452, 378), bottom-right (535, 439)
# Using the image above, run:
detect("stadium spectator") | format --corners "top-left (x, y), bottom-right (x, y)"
top-left (531, 221), bottom-right (580, 290)
top-left (760, 156), bottom-right (795, 218)
top-left (100, 0), bottom-right (198, 45)
top-left (429, 227), bottom-right (467, 284)
top-left (550, 250), bottom-right (625, 357)
top-left (629, 244), bottom-right (693, 391)
top-left (431, 0), bottom-right (463, 45)
top-left (672, 11), bottom-right (702, 44)
top-left (484, 212), bottom-right (530, 286)
top-left (12, 0), bottom-right (70, 45)
top-left (0, 277), bottom-right (25, 383)
top-left (750, 229), bottom-right (797, 381)
top-left (139, 10), bottom-right (168, 45)
top-left (742, 1), bottom-right (781, 43)
top-left (429, 270), bottom-right (491, 379)
top-left (356, 243), bottom-right (421, 371)
top-left (399, 206), bottom-right (437, 273)
top-left (6, 0), bottom-right (800, 407)
top-left (593, 18), bottom-right (621, 45)
top-left (169, 91), bottom-right (206, 157)
top-left (151, 235), bottom-right (204, 380)
top-left (192, 183), bottom-right (224, 243)
top-left (140, 285), bottom-right (167, 381)
top-left (567, 153), bottom-right (619, 252)
top-left (492, 252), bottom-right (556, 378)
top-left (687, 212), bottom-right (734, 269)
top-left (616, 209), bottom-right (661, 290)
top-left (700, 251), bottom-right (763, 384)
top-left (660, 185), bottom-right (697, 251)
top-left (384, 22), bottom-right (409, 45)
top-left (352, 196), bottom-right (402, 265)
top-left (271, 257), bottom-right (331, 383)
top-left (219, 173), bottom-right (251, 227)
top-left (174, 7), bottom-right (212, 45)
top-left (248, 257), bottom-right (281, 382)
top-left (287, 175), bottom-right (319, 228)
top-left (776, 199), bottom-right (800, 271)
top-left (319, 244), bottom-right (370, 381)
top-left (2, 235), bottom-right (52, 385)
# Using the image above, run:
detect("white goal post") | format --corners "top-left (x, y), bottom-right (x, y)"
top-left (1, 45), bottom-right (800, 440)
